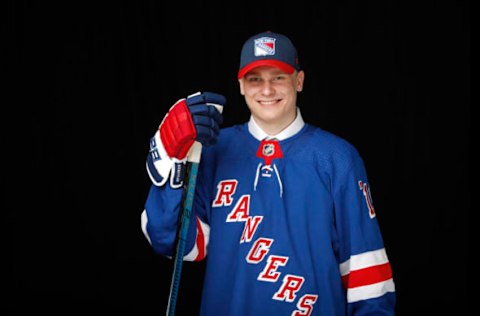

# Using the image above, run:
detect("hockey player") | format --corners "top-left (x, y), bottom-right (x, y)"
top-left (141, 31), bottom-right (396, 315)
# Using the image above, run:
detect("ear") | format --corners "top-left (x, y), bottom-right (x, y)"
top-left (238, 78), bottom-right (245, 95)
top-left (296, 70), bottom-right (305, 92)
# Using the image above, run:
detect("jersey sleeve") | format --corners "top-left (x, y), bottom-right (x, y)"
top-left (141, 155), bottom-right (212, 261)
top-left (186, 153), bottom-right (214, 261)
top-left (332, 150), bottom-right (396, 315)
top-left (141, 184), bottom-right (184, 256)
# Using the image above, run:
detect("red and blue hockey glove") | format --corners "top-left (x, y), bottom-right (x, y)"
top-left (147, 92), bottom-right (226, 188)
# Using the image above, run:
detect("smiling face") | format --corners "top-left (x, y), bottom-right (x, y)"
top-left (239, 66), bottom-right (305, 135)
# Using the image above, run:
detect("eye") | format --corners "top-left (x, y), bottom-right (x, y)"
top-left (246, 76), bottom-right (262, 83)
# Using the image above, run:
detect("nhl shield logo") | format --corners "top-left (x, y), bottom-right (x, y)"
top-left (262, 143), bottom-right (275, 156)
top-left (254, 37), bottom-right (276, 56)
top-left (256, 140), bottom-right (283, 165)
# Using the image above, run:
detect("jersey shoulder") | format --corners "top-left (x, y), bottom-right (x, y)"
top-left (201, 123), bottom-right (251, 161)
top-left (299, 124), bottom-right (362, 159)
top-left (294, 124), bottom-right (365, 176)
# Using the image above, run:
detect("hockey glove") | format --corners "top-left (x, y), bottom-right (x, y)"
top-left (147, 92), bottom-right (226, 188)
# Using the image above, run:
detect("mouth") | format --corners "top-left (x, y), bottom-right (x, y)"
top-left (258, 99), bottom-right (281, 105)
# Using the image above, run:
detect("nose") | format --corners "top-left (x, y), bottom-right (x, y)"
top-left (260, 80), bottom-right (275, 96)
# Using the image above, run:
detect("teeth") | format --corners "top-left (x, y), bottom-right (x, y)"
top-left (259, 100), bottom-right (276, 105)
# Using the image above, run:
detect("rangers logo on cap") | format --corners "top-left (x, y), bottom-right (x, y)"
top-left (238, 31), bottom-right (300, 79)
top-left (254, 37), bottom-right (276, 57)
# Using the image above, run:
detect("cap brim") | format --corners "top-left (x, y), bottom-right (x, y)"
top-left (237, 60), bottom-right (296, 79)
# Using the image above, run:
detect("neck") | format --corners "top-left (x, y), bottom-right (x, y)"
top-left (248, 108), bottom-right (305, 141)
top-left (254, 113), bottom-right (297, 136)
top-left (256, 119), bottom-right (293, 136)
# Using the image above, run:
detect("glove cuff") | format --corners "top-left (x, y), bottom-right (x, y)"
top-left (147, 130), bottom-right (186, 188)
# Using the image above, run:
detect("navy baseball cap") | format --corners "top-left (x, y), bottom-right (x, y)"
top-left (238, 31), bottom-right (301, 79)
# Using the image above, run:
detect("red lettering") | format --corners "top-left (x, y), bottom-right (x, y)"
top-left (273, 274), bottom-right (304, 302)
top-left (212, 180), bottom-right (238, 207)
top-left (258, 255), bottom-right (288, 282)
top-left (226, 195), bottom-right (250, 222)
top-left (240, 216), bottom-right (263, 243)
top-left (292, 294), bottom-right (318, 316)
top-left (246, 238), bottom-right (273, 263)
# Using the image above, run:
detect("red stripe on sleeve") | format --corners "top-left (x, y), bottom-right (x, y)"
top-left (341, 262), bottom-right (393, 289)
top-left (194, 217), bottom-right (206, 261)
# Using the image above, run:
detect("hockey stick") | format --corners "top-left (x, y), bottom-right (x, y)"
top-left (166, 99), bottom-right (223, 316)
top-left (166, 141), bottom-right (202, 316)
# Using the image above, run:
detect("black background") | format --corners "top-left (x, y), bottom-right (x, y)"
top-left (6, 1), bottom-right (470, 315)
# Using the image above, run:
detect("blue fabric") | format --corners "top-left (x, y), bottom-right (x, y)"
top-left (144, 122), bottom-right (396, 315)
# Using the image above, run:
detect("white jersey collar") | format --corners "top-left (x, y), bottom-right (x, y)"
top-left (248, 107), bottom-right (305, 141)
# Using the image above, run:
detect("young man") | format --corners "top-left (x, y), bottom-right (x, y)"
top-left (141, 31), bottom-right (396, 315)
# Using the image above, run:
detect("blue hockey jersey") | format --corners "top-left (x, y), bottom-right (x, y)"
top-left (142, 109), bottom-right (396, 315)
